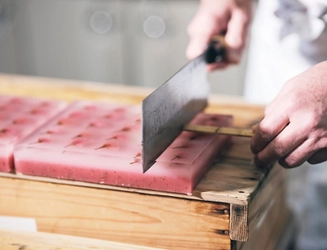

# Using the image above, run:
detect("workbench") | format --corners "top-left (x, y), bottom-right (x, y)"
top-left (0, 74), bottom-right (294, 249)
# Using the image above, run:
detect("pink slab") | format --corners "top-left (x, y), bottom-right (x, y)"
top-left (0, 95), bottom-right (67, 172)
top-left (14, 101), bottom-right (232, 194)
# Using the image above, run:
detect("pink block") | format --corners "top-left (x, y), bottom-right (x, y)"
top-left (0, 95), bottom-right (67, 172)
top-left (14, 101), bottom-right (232, 194)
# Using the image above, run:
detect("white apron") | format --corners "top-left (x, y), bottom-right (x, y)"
top-left (244, 0), bottom-right (327, 249)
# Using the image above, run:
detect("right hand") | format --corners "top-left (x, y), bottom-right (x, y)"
top-left (251, 61), bottom-right (327, 169)
top-left (186, 0), bottom-right (252, 70)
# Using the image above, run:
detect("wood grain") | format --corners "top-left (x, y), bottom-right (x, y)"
top-left (0, 229), bottom-right (161, 250)
top-left (230, 205), bottom-right (248, 241)
top-left (184, 124), bottom-right (254, 137)
top-left (0, 177), bottom-right (231, 250)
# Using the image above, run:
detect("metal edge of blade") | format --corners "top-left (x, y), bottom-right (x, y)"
top-left (142, 55), bottom-right (209, 173)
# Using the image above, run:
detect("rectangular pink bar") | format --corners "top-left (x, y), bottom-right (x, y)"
top-left (0, 95), bottom-right (67, 172)
top-left (14, 101), bottom-right (232, 194)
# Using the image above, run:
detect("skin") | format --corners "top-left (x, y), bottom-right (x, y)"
top-left (187, 0), bottom-right (327, 168)
top-left (186, 0), bottom-right (252, 70)
top-left (252, 61), bottom-right (327, 168)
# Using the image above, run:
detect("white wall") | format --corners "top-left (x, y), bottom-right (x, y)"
top-left (0, 0), bottom-right (248, 96)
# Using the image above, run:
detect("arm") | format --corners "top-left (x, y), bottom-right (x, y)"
top-left (251, 61), bottom-right (327, 168)
top-left (186, 0), bottom-right (252, 70)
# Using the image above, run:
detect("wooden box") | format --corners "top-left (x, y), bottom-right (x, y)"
top-left (0, 74), bottom-right (293, 249)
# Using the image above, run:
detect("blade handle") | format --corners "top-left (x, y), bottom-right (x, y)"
top-left (205, 35), bottom-right (227, 64)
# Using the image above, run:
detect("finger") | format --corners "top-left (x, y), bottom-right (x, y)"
top-left (186, 35), bottom-right (210, 60)
top-left (225, 9), bottom-right (249, 63)
top-left (278, 139), bottom-right (317, 168)
top-left (207, 62), bottom-right (229, 71)
top-left (251, 113), bottom-right (289, 154)
top-left (186, 21), bottom-right (215, 59)
top-left (251, 123), bottom-right (259, 133)
top-left (308, 148), bottom-right (327, 164)
top-left (186, 13), bottom-right (227, 60)
top-left (253, 122), bottom-right (306, 167)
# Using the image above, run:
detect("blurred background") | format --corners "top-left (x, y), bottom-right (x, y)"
top-left (0, 0), bottom-right (248, 96)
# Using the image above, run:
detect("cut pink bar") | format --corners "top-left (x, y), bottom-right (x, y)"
top-left (14, 101), bottom-right (232, 194)
top-left (0, 95), bottom-right (67, 172)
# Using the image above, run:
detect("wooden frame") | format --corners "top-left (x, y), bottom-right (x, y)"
top-left (0, 74), bottom-right (292, 249)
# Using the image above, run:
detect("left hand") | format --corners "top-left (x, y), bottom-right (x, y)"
top-left (251, 61), bottom-right (327, 168)
top-left (186, 0), bottom-right (252, 71)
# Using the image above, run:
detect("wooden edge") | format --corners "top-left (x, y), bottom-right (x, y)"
top-left (0, 73), bottom-right (154, 96)
top-left (229, 164), bottom-right (279, 242)
top-left (246, 163), bottom-right (275, 204)
top-left (229, 163), bottom-right (287, 243)
top-left (0, 170), bottom-right (251, 206)
top-left (229, 204), bottom-right (249, 242)
top-left (0, 229), bottom-right (161, 250)
top-left (0, 172), bottom-right (201, 201)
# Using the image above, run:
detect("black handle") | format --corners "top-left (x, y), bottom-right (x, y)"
top-left (204, 35), bottom-right (227, 64)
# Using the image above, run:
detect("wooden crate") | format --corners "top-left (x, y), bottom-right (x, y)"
top-left (0, 74), bottom-right (293, 249)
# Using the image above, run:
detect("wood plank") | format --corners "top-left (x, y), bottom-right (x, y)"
top-left (0, 230), bottom-right (161, 250)
top-left (230, 204), bottom-right (248, 241)
top-left (0, 73), bottom-right (152, 104)
top-left (0, 177), bottom-right (231, 250)
top-left (193, 156), bottom-right (267, 205)
top-left (184, 124), bottom-right (254, 137)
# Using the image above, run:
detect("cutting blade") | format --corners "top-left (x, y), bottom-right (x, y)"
top-left (142, 55), bottom-right (209, 173)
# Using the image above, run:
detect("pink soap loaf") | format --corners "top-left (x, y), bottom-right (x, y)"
top-left (14, 101), bottom-right (232, 194)
top-left (0, 95), bottom-right (67, 172)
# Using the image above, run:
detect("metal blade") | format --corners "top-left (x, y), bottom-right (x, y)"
top-left (142, 55), bottom-right (209, 173)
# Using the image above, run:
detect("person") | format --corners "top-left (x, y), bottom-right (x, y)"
top-left (187, 0), bottom-right (327, 249)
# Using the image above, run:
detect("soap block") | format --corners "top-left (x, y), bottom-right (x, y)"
top-left (14, 101), bottom-right (232, 194)
top-left (0, 95), bottom-right (67, 172)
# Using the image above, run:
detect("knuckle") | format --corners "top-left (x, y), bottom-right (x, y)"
top-left (258, 125), bottom-right (272, 142)
top-left (302, 115), bottom-right (318, 130)
top-left (251, 126), bottom-right (271, 153)
top-left (270, 143), bottom-right (285, 157)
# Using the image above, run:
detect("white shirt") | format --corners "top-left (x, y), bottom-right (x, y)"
top-left (243, 0), bottom-right (327, 105)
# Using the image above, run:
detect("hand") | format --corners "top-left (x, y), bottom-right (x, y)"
top-left (251, 61), bottom-right (327, 168)
top-left (186, 0), bottom-right (252, 70)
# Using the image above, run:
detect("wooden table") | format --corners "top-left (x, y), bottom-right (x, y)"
top-left (0, 74), bottom-right (292, 250)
